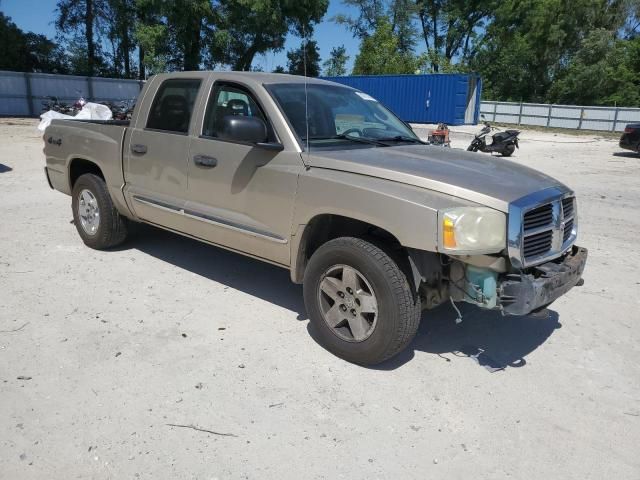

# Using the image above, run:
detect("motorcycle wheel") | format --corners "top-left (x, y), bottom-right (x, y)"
top-left (502, 144), bottom-right (516, 157)
top-left (467, 144), bottom-right (479, 152)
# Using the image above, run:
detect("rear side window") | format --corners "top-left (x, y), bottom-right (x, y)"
top-left (146, 79), bottom-right (201, 133)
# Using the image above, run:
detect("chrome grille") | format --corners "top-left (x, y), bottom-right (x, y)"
top-left (523, 204), bottom-right (553, 231)
top-left (563, 218), bottom-right (574, 243)
top-left (509, 191), bottom-right (578, 268)
top-left (523, 230), bottom-right (554, 257)
top-left (562, 197), bottom-right (574, 218)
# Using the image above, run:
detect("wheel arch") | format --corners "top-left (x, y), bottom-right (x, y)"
top-left (291, 213), bottom-right (408, 284)
top-left (69, 157), bottom-right (105, 189)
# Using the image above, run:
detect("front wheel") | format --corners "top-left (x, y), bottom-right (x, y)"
top-left (467, 142), bottom-right (479, 152)
top-left (71, 173), bottom-right (128, 249)
top-left (303, 237), bottom-right (421, 365)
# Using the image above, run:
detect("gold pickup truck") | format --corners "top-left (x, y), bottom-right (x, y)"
top-left (43, 71), bottom-right (587, 365)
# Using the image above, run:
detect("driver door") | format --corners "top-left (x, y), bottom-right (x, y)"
top-left (182, 81), bottom-right (303, 266)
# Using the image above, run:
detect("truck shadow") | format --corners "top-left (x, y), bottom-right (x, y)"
top-left (612, 151), bottom-right (640, 158)
top-left (373, 303), bottom-right (561, 371)
top-left (127, 223), bottom-right (306, 314)
top-left (127, 223), bottom-right (560, 371)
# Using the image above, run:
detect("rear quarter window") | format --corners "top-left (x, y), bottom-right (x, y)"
top-left (146, 79), bottom-right (202, 134)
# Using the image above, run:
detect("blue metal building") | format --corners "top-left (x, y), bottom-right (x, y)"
top-left (321, 73), bottom-right (482, 125)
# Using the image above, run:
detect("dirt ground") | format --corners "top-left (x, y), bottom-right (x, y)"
top-left (1, 118), bottom-right (639, 479)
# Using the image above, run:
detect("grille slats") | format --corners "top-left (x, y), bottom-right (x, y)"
top-left (516, 195), bottom-right (577, 266)
top-left (563, 218), bottom-right (574, 243)
top-left (523, 230), bottom-right (553, 258)
top-left (562, 197), bottom-right (574, 218)
top-left (523, 204), bottom-right (553, 231)
top-left (519, 195), bottom-right (577, 264)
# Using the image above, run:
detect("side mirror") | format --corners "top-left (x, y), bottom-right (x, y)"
top-left (220, 115), bottom-right (268, 144)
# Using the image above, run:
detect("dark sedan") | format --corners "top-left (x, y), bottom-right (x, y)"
top-left (619, 123), bottom-right (640, 153)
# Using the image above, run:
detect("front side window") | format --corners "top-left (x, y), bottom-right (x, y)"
top-left (146, 79), bottom-right (202, 134)
top-left (202, 84), bottom-right (273, 140)
top-left (267, 83), bottom-right (419, 150)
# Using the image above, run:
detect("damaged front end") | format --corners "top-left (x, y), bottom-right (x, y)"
top-left (445, 246), bottom-right (587, 316)
top-left (410, 246), bottom-right (587, 318)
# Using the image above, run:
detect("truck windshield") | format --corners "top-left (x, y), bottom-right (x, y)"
top-left (267, 83), bottom-right (420, 150)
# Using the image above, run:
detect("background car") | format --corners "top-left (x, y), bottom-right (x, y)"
top-left (619, 123), bottom-right (640, 153)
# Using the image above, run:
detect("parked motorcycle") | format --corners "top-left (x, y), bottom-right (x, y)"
top-left (102, 99), bottom-right (135, 120)
top-left (467, 120), bottom-right (520, 157)
top-left (70, 90), bottom-right (87, 115)
top-left (41, 96), bottom-right (73, 115)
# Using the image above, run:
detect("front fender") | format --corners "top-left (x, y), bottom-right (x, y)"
top-left (292, 168), bottom-right (482, 254)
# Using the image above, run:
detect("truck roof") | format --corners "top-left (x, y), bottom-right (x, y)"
top-left (149, 70), bottom-right (351, 88)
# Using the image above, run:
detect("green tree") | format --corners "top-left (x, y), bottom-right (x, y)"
top-left (0, 12), bottom-right (69, 73)
top-left (56, 0), bottom-right (107, 76)
top-left (335, 0), bottom-right (416, 54)
top-left (103, 0), bottom-right (137, 78)
top-left (352, 16), bottom-right (418, 74)
top-left (134, 0), bottom-right (214, 73)
top-left (334, 0), bottom-right (386, 38)
top-left (210, 0), bottom-right (328, 71)
top-left (322, 45), bottom-right (350, 76)
top-left (286, 39), bottom-right (321, 76)
top-left (548, 29), bottom-right (640, 106)
top-left (414, 0), bottom-right (495, 72)
top-left (472, 0), bottom-right (633, 102)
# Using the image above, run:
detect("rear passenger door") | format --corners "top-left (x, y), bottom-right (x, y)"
top-left (124, 77), bottom-right (203, 229)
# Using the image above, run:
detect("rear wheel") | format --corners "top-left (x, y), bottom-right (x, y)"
top-left (303, 237), bottom-right (421, 365)
top-left (502, 144), bottom-right (516, 157)
top-left (71, 173), bottom-right (128, 249)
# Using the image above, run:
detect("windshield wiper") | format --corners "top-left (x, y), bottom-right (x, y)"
top-left (375, 135), bottom-right (426, 144)
top-left (303, 134), bottom-right (388, 147)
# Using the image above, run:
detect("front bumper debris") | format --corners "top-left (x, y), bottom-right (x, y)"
top-left (499, 245), bottom-right (587, 315)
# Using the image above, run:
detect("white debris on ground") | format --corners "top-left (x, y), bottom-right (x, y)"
top-left (0, 118), bottom-right (639, 479)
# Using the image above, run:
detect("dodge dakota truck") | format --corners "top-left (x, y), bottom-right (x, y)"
top-left (43, 72), bottom-right (587, 365)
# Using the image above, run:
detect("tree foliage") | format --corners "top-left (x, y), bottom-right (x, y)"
top-left (352, 16), bottom-right (418, 74)
top-left (212, 0), bottom-right (328, 71)
top-left (0, 12), bottom-right (69, 73)
top-left (342, 0), bottom-right (640, 106)
top-left (46, 0), bottom-right (329, 77)
top-left (323, 45), bottom-right (349, 76)
top-left (286, 39), bottom-right (321, 76)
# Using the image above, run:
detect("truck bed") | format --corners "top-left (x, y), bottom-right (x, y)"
top-left (44, 119), bottom-right (130, 216)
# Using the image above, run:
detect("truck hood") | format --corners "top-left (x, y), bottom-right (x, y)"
top-left (308, 144), bottom-right (567, 212)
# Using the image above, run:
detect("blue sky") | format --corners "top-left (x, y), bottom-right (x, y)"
top-left (1, 0), bottom-right (362, 73)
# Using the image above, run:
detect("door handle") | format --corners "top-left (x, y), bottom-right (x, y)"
top-left (131, 143), bottom-right (147, 154)
top-left (193, 155), bottom-right (217, 168)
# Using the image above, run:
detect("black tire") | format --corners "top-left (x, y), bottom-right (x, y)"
top-left (502, 144), bottom-right (516, 157)
top-left (71, 173), bottom-right (128, 249)
top-left (467, 142), bottom-right (479, 152)
top-left (303, 237), bottom-right (421, 365)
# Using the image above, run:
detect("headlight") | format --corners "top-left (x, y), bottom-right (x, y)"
top-left (440, 207), bottom-right (506, 253)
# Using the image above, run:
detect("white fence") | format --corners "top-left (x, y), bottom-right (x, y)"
top-left (0, 70), bottom-right (144, 117)
top-left (480, 100), bottom-right (640, 132)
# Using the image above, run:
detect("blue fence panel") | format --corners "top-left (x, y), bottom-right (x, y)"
top-left (321, 73), bottom-right (481, 125)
